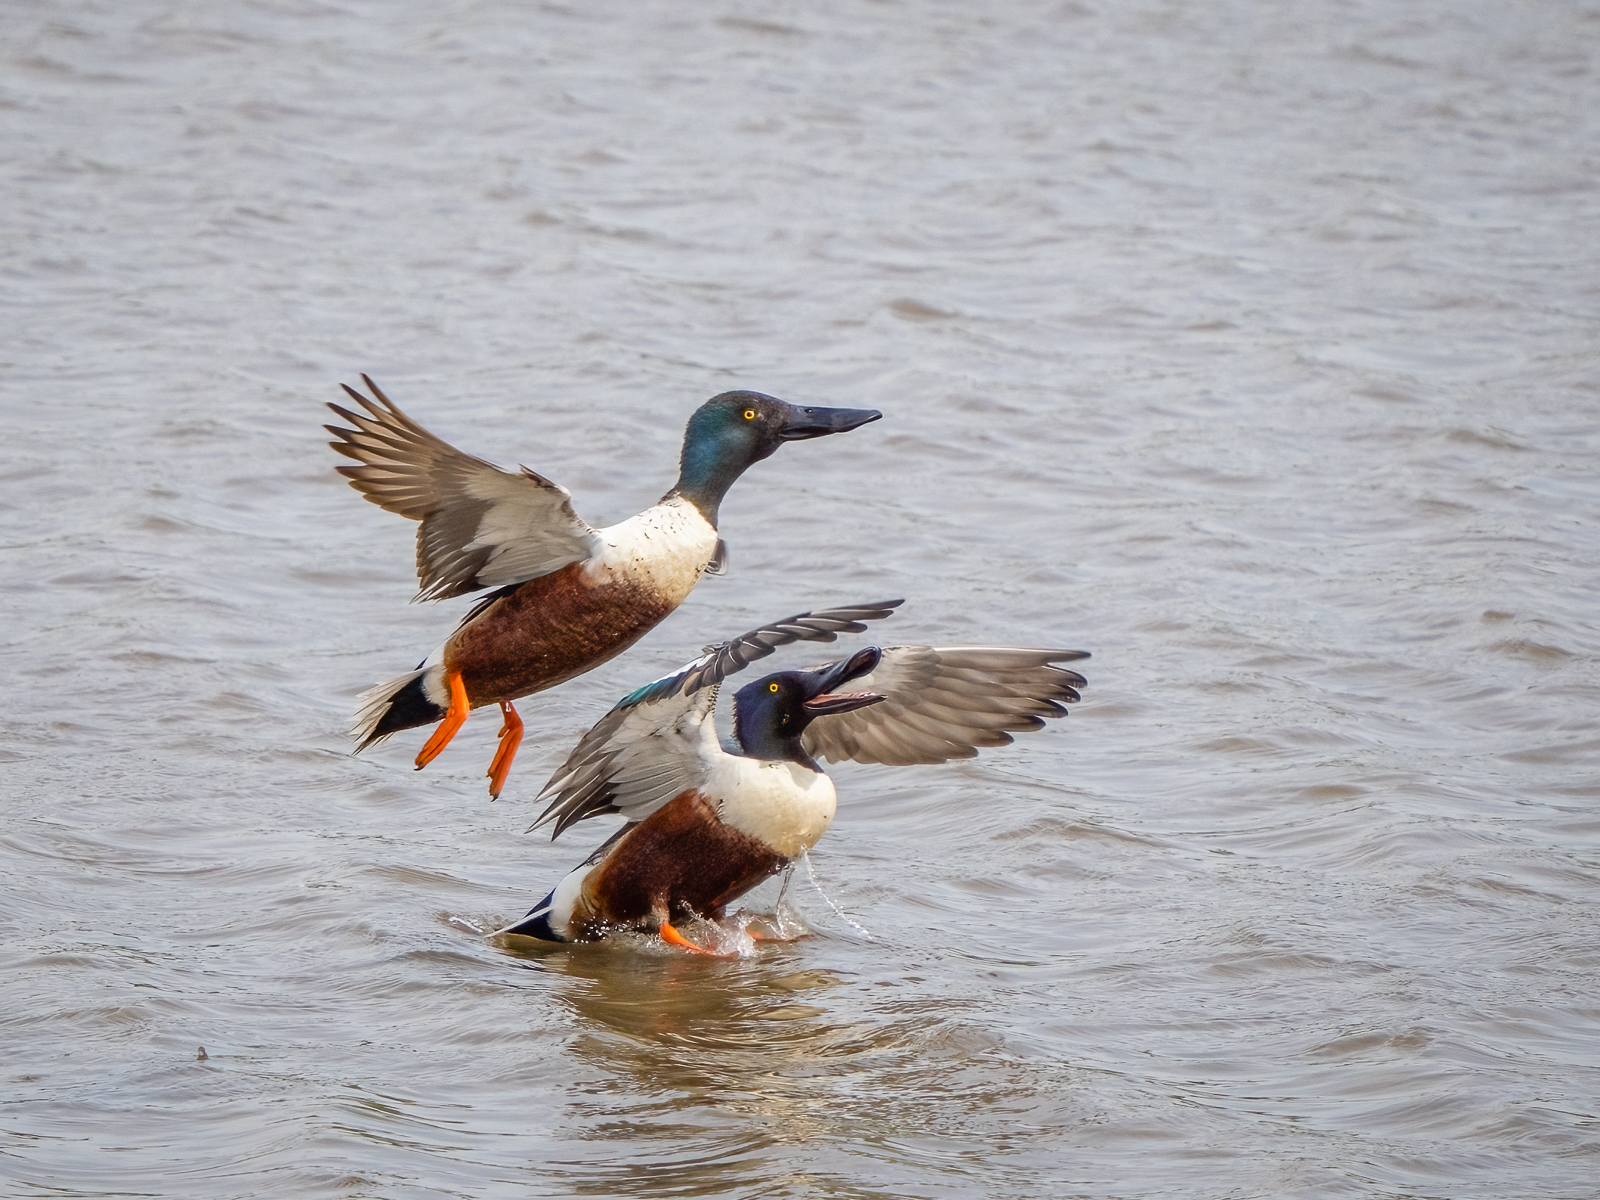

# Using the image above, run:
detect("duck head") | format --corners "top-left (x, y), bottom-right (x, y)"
top-left (674, 391), bottom-right (882, 523)
top-left (732, 647), bottom-right (885, 768)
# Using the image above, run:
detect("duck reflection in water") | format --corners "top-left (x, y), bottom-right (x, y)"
top-left (506, 943), bottom-right (864, 1194)
top-left (497, 600), bottom-right (1088, 954)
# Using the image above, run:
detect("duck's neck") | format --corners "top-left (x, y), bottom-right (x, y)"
top-left (671, 442), bottom-right (755, 527)
top-left (733, 721), bottom-right (820, 774)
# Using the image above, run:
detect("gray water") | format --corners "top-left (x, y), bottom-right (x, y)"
top-left (5, 2), bottom-right (1599, 1197)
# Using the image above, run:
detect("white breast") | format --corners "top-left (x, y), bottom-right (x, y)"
top-left (712, 757), bottom-right (838, 859)
top-left (585, 496), bottom-right (719, 604)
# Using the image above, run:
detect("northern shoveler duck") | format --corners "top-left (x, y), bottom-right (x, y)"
top-left (326, 377), bottom-right (882, 797)
top-left (497, 600), bottom-right (1089, 953)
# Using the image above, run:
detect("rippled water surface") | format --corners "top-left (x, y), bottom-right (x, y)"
top-left (5, 2), bottom-right (1599, 1197)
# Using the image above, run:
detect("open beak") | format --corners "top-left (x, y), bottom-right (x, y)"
top-left (799, 646), bottom-right (883, 717)
top-left (803, 689), bottom-right (885, 717)
top-left (778, 403), bottom-right (883, 440)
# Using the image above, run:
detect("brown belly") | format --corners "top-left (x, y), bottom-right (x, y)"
top-left (568, 791), bottom-right (788, 941)
top-left (445, 563), bottom-right (677, 706)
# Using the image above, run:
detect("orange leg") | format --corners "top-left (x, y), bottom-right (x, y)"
top-left (742, 918), bottom-right (803, 943)
top-left (486, 700), bottom-right (524, 799)
top-left (658, 921), bottom-right (732, 957)
top-left (414, 669), bottom-right (469, 770)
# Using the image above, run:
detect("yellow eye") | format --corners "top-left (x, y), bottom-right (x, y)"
top-left (743, 409), bottom-right (756, 420)
top-left (769, 682), bottom-right (780, 692)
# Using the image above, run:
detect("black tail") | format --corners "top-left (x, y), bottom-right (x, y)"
top-left (352, 668), bottom-right (445, 752)
top-left (498, 890), bottom-right (562, 940)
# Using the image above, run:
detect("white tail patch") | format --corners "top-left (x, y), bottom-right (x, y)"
top-left (351, 667), bottom-right (429, 745)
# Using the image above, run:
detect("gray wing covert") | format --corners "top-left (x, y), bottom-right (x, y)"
top-left (527, 687), bottom-right (723, 838)
top-left (326, 375), bottom-right (602, 601)
top-left (801, 646), bottom-right (1089, 766)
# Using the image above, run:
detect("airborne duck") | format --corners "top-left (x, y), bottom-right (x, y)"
top-left (326, 377), bottom-right (882, 797)
top-left (499, 601), bottom-right (1089, 954)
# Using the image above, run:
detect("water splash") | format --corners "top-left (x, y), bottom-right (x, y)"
top-left (801, 850), bottom-right (874, 941)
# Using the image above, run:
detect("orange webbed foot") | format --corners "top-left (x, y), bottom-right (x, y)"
top-left (658, 921), bottom-right (735, 957)
top-left (486, 700), bottom-right (523, 799)
top-left (739, 913), bottom-right (806, 943)
top-left (415, 670), bottom-right (469, 770)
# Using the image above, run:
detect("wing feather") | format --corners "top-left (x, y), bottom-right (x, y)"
top-left (801, 645), bottom-right (1089, 767)
top-left (326, 375), bottom-right (602, 601)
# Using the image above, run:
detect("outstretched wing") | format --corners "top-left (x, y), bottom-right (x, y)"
top-left (529, 599), bottom-right (904, 838)
top-left (801, 646), bottom-right (1088, 766)
top-left (326, 375), bottom-right (603, 602)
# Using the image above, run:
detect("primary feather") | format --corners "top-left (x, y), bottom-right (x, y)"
top-left (801, 646), bottom-right (1088, 766)
top-left (326, 376), bottom-right (602, 602)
